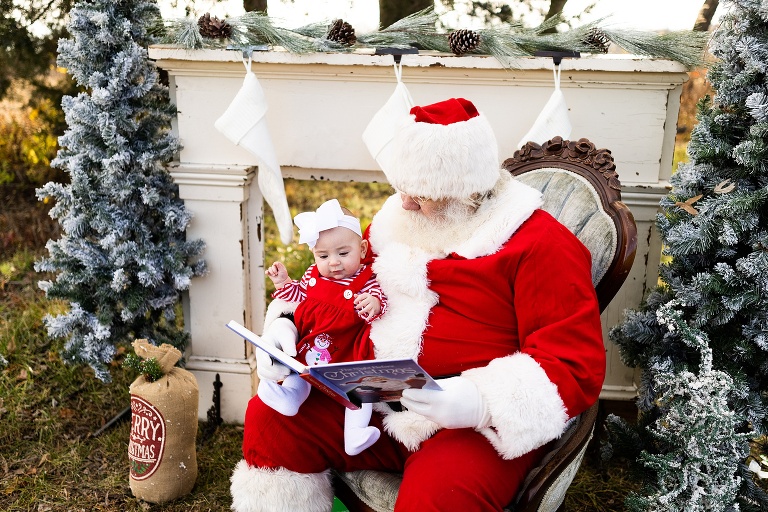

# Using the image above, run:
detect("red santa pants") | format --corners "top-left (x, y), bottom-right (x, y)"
top-left (243, 389), bottom-right (546, 512)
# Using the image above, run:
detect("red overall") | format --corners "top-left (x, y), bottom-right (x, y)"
top-left (294, 265), bottom-right (375, 367)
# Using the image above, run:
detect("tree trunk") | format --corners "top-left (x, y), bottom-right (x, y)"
top-left (693, 0), bottom-right (719, 31)
top-left (244, 0), bottom-right (268, 13)
top-left (544, 0), bottom-right (569, 20)
top-left (379, 0), bottom-right (433, 29)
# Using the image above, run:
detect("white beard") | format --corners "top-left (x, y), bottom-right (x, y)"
top-left (395, 202), bottom-right (480, 254)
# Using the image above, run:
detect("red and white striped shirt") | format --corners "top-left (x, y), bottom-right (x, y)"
top-left (272, 264), bottom-right (388, 323)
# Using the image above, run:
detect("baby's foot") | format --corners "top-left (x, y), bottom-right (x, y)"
top-left (257, 374), bottom-right (311, 416)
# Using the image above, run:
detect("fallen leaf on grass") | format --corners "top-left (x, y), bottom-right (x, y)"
top-left (59, 408), bottom-right (76, 419)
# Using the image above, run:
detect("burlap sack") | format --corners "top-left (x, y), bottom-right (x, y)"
top-left (128, 339), bottom-right (198, 503)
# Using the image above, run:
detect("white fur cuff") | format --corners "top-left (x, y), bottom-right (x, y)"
top-left (381, 409), bottom-right (441, 452)
top-left (263, 298), bottom-right (298, 332)
top-left (230, 460), bottom-right (333, 512)
top-left (462, 353), bottom-right (569, 460)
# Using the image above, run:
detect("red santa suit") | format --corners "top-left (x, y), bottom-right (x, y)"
top-left (232, 172), bottom-right (606, 512)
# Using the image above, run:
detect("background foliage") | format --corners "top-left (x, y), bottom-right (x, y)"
top-left (605, 0), bottom-right (768, 509)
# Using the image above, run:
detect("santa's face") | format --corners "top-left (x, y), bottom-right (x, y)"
top-left (399, 194), bottom-right (451, 221)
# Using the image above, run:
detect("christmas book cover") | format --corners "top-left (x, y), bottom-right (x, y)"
top-left (226, 320), bottom-right (442, 410)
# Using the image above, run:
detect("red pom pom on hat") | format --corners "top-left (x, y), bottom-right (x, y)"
top-left (410, 98), bottom-right (479, 125)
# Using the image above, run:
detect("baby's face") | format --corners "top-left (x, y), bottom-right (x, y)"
top-left (312, 226), bottom-right (367, 280)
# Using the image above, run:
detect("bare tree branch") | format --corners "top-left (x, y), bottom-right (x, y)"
top-left (380, 0), bottom-right (433, 29)
top-left (544, 0), bottom-right (569, 20)
top-left (693, 0), bottom-right (719, 31)
top-left (244, 0), bottom-right (268, 13)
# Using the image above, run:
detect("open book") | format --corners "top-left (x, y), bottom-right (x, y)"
top-left (226, 320), bottom-right (442, 410)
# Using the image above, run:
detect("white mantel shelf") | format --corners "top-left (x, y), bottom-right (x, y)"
top-left (151, 46), bottom-right (689, 421)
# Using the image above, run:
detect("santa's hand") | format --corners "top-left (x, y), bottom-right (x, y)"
top-left (400, 376), bottom-right (490, 430)
top-left (256, 317), bottom-right (299, 382)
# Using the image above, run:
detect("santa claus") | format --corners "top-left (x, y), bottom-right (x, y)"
top-left (231, 97), bottom-right (605, 512)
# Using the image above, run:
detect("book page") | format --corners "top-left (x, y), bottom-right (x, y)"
top-left (226, 320), bottom-right (307, 374)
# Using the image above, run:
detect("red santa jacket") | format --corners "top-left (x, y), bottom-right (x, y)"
top-left (366, 172), bottom-right (605, 459)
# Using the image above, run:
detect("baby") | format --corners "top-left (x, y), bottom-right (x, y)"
top-left (260, 198), bottom-right (387, 456)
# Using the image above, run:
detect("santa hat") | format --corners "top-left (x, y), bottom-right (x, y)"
top-left (383, 98), bottom-right (501, 200)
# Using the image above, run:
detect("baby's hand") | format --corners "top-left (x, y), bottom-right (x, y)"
top-left (265, 262), bottom-right (290, 289)
top-left (354, 293), bottom-right (381, 321)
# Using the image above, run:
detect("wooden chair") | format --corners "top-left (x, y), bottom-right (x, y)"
top-left (333, 137), bottom-right (638, 512)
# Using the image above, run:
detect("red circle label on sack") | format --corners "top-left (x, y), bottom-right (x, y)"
top-left (129, 395), bottom-right (166, 481)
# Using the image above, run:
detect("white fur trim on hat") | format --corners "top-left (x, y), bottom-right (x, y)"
top-left (385, 113), bottom-right (501, 199)
top-left (462, 353), bottom-right (569, 460)
top-left (230, 461), bottom-right (333, 512)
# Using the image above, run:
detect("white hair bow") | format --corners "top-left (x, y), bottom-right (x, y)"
top-left (294, 199), bottom-right (362, 249)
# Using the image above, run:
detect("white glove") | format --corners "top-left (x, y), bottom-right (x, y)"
top-left (256, 317), bottom-right (299, 382)
top-left (400, 376), bottom-right (491, 430)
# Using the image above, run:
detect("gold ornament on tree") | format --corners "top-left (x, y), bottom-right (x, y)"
top-left (197, 13), bottom-right (233, 39)
top-left (327, 19), bottom-right (357, 45)
top-left (448, 29), bottom-right (481, 55)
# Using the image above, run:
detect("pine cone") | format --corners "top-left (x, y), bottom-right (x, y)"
top-left (327, 19), bottom-right (357, 45)
top-left (583, 27), bottom-right (610, 53)
top-left (197, 13), bottom-right (233, 40)
top-left (448, 29), bottom-right (481, 55)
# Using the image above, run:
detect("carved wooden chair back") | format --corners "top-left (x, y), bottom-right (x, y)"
top-left (333, 137), bottom-right (637, 512)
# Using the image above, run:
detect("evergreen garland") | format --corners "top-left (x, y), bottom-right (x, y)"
top-left (158, 7), bottom-right (709, 69)
top-left (123, 352), bottom-right (164, 382)
top-left (36, 0), bottom-right (206, 382)
top-left (606, 1), bottom-right (768, 509)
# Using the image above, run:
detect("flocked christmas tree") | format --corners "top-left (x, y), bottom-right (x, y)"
top-left (606, 0), bottom-right (768, 509)
top-left (36, 0), bottom-right (206, 381)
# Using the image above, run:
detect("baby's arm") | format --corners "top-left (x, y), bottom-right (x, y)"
top-left (354, 293), bottom-right (382, 321)
top-left (265, 262), bottom-right (291, 289)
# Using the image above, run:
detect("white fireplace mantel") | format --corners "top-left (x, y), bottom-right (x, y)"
top-left (149, 46), bottom-right (688, 422)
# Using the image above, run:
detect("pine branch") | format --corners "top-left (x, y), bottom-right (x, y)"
top-left (232, 11), bottom-right (315, 54)
top-left (160, 18), bottom-right (206, 49)
top-left (356, 6), bottom-right (440, 49)
top-left (601, 28), bottom-right (711, 69)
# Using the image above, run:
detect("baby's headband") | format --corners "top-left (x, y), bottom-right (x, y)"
top-left (294, 199), bottom-right (362, 249)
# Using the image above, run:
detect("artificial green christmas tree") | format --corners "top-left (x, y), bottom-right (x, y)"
top-left (607, 1), bottom-right (768, 509)
top-left (36, 0), bottom-right (205, 381)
